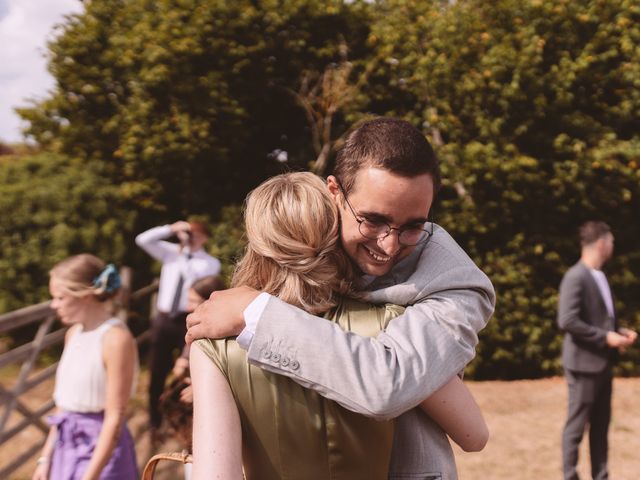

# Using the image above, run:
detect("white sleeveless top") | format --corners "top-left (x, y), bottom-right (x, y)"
top-left (53, 317), bottom-right (138, 413)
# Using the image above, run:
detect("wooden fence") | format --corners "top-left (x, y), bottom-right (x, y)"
top-left (0, 268), bottom-right (158, 478)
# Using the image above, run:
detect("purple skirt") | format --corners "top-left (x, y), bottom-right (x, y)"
top-left (47, 411), bottom-right (138, 480)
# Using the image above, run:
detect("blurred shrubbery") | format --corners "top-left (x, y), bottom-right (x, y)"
top-left (2, 0), bottom-right (639, 378)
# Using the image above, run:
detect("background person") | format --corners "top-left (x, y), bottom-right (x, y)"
top-left (186, 117), bottom-right (495, 476)
top-left (558, 220), bottom-right (637, 480)
top-left (135, 220), bottom-right (221, 442)
top-left (33, 254), bottom-right (138, 480)
top-left (190, 172), bottom-right (488, 480)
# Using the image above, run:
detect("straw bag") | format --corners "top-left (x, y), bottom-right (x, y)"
top-left (141, 451), bottom-right (192, 480)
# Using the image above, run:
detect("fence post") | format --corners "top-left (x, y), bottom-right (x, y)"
top-left (0, 314), bottom-right (56, 434)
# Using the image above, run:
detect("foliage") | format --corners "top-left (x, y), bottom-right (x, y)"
top-left (17, 0), bottom-right (375, 224)
top-left (0, 153), bottom-right (135, 312)
top-left (6, 0), bottom-right (640, 378)
top-left (203, 205), bottom-right (247, 286)
top-left (371, 0), bottom-right (640, 378)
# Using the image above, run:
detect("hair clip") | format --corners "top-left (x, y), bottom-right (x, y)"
top-left (93, 264), bottom-right (122, 293)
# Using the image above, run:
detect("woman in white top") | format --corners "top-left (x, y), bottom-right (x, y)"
top-left (32, 254), bottom-right (138, 480)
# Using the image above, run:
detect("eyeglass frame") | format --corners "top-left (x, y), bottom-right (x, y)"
top-left (335, 181), bottom-right (434, 247)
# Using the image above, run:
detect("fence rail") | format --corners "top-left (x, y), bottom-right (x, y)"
top-left (0, 268), bottom-right (158, 478)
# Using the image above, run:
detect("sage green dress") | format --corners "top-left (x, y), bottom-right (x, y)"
top-left (196, 299), bottom-right (404, 480)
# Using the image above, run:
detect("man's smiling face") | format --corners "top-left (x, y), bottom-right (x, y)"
top-left (328, 167), bottom-right (434, 277)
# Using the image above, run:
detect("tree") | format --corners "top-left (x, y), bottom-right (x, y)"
top-left (18, 0), bottom-right (377, 224)
top-left (9, 0), bottom-right (640, 378)
top-left (0, 153), bottom-right (135, 312)
top-left (371, 0), bottom-right (640, 377)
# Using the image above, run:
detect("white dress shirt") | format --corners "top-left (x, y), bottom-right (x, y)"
top-left (136, 225), bottom-right (221, 313)
top-left (589, 268), bottom-right (615, 326)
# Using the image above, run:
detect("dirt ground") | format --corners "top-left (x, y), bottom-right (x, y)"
top-left (3, 374), bottom-right (639, 479)
top-left (454, 377), bottom-right (640, 480)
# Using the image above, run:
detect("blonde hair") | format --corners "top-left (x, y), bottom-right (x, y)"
top-left (232, 172), bottom-right (356, 314)
top-left (49, 254), bottom-right (119, 302)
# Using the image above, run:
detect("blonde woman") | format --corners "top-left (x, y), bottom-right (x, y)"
top-left (33, 255), bottom-right (138, 480)
top-left (190, 172), bottom-right (488, 479)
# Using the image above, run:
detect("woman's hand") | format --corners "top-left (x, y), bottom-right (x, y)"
top-left (180, 378), bottom-right (193, 404)
top-left (172, 357), bottom-right (190, 378)
top-left (32, 459), bottom-right (50, 480)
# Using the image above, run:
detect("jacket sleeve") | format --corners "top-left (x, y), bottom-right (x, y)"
top-left (246, 261), bottom-right (494, 420)
top-left (557, 269), bottom-right (608, 348)
top-left (135, 225), bottom-right (175, 263)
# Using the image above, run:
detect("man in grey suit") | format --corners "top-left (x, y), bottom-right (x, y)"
top-left (558, 221), bottom-right (637, 480)
top-left (187, 117), bottom-right (495, 477)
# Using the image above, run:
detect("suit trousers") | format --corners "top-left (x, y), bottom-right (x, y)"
top-left (148, 311), bottom-right (188, 428)
top-left (562, 367), bottom-right (612, 480)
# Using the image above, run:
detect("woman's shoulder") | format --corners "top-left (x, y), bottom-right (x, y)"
top-left (64, 323), bottom-right (83, 343)
top-left (102, 319), bottom-right (136, 350)
top-left (329, 299), bottom-right (405, 336)
top-left (335, 298), bottom-right (405, 316)
top-left (193, 337), bottom-right (241, 377)
top-left (194, 337), bottom-right (240, 359)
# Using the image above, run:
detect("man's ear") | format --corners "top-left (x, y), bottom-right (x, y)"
top-left (326, 175), bottom-right (341, 200)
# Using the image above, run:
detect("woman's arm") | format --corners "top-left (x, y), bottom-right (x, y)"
top-left (190, 344), bottom-right (243, 480)
top-left (418, 375), bottom-right (489, 452)
top-left (33, 325), bottom-right (82, 479)
top-left (32, 422), bottom-right (58, 480)
top-left (81, 326), bottom-right (137, 480)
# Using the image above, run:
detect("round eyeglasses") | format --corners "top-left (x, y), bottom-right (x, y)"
top-left (337, 183), bottom-right (434, 247)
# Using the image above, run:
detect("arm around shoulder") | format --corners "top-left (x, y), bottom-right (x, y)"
top-left (247, 289), bottom-right (490, 419)
top-left (247, 235), bottom-right (496, 419)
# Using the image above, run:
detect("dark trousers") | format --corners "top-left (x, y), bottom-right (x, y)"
top-left (562, 367), bottom-right (613, 480)
top-left (148, 311), bottom-right (188, 429)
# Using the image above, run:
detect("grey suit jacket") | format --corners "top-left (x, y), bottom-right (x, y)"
top-left (246, 225), bottom-right (495, 478)
top-left (557, 261), bottom-right (617, 373)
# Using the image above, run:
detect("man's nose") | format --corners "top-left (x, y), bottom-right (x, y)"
top-left (377, 231), bottom-right (401, 256)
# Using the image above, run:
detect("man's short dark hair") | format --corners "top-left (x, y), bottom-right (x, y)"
top-left (579, 221), bottom-right (611, 246)
top-left (333, 117), bottom-right (441, 194)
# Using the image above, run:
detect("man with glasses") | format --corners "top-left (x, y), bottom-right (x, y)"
top-left (187, 117), bottom-right (495, 476)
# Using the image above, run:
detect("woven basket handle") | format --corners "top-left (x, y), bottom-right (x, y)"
top-left (141, 451), bottom-right (193, 480)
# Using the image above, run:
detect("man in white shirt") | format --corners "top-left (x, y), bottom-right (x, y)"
top-left (557, 220), bottom-right (637, 480)
top-left (136, 220), bottom-right (221, 438)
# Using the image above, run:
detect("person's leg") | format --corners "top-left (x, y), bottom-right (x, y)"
top-left (148, 312), bottom-right (185, 430)
top-left (589, 369), bottom-right (612, 480)
top-left (562, 369), bottom-right (596, 480)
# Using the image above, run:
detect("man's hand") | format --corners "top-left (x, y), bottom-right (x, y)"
top-left (616, 328), bottom-right (638, 352)
top-left (606, 330), bottom-right (634, 350)
top-left (170, 220), bottom-right (192, 246)
top-left (618, 327), bottom-right (638, 344)
top-left (185, 286), bottom-right (260, 344)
